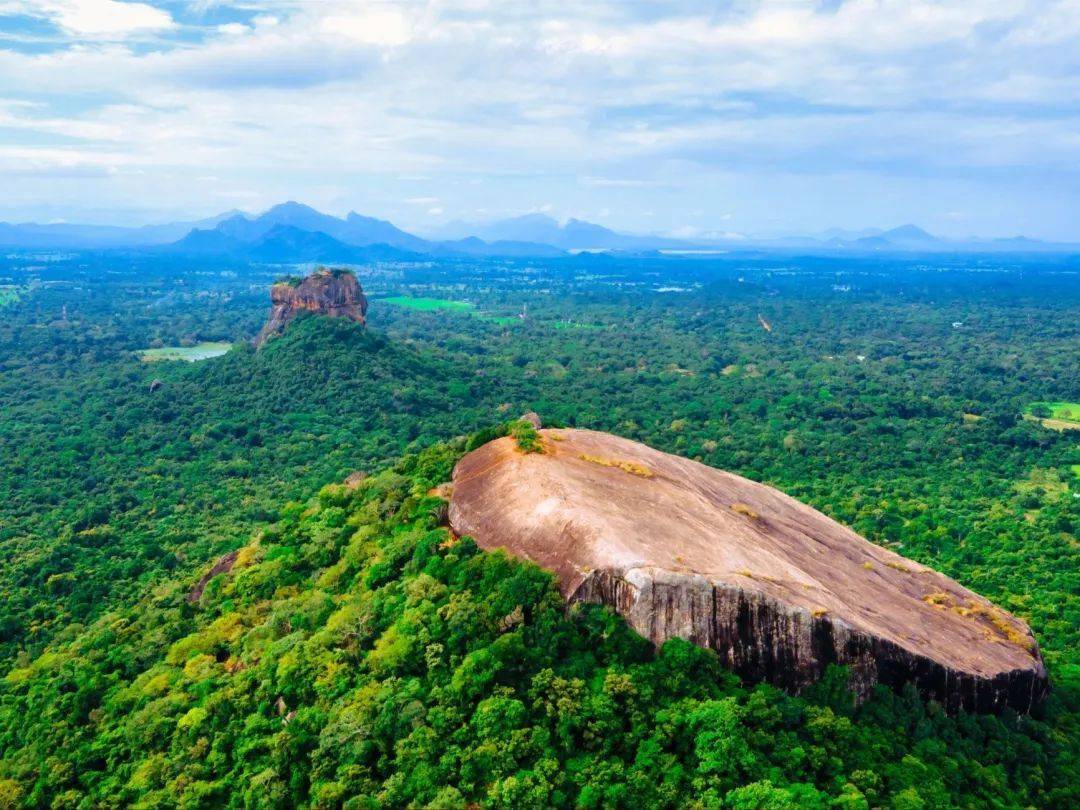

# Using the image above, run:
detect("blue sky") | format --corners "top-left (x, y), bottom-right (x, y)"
top-left (0, 1), bottom-right (1077, 239)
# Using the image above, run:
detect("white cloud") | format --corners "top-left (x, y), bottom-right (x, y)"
top-left (0, 1), bottom-right (1076, 236)
top-left (217, 23), bottom-right (248, 36)
top-left (320, 7), bottom-right (412, 46)
top-left (4, 0), bottom-right (175, 37)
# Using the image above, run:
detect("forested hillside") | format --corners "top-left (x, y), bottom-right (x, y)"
top-left (0, 251), bottom-right (1076, 807)
top-left (0, 432), bottom-right (1075, 807)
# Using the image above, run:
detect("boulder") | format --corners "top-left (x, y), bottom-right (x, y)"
top-left (519, 411), bottom-right (542, 429)
top-left (448, 428), bottom-right (1048, 713)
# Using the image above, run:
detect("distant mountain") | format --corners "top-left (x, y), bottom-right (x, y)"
top-left (816, 227), bottom-right (884, 241)
top-left (850, 236), bottom-right (892, 249)
top-left (560, 218), bottom-right (630, 248)
top-left (0, 221), bottom-right (136, 249)
top-left (134, 210), bottom-right (245, 244)
top-left (340, 211), bottom-right (429, 251)
top-left (431, 213), bottom-right (561, 244)
top-left (2, 202), bottom-right (1074, 255)
top-left (431, 213), bottom-right (688, 251)
top-left (168, 224), bottom-right (423, 263)
top-left (0, 210), bottom-right (240, 249)
top-left (438, 236), bottom-right (565, 258)
top-left (877, 224), bottom-right (940, 246)
top-left (246, 225), bottom-right (369, 262)
top-left (0, 202), bottom-right (432, 253)
top-left (169, 227), bottom-right (240, 256)
top-left (170, 203), bottom-right (567, 260)
top-left (214, 202), bottom-right (430, 251)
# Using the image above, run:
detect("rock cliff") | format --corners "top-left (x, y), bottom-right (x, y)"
top-left (448, 427), bottom-right (1048, 713)
top-left (253, 267), bottom-right (367, 347)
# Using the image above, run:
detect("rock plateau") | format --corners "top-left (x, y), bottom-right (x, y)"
top-left (448, 427), bottom-right (1048, 713)
top-left (254, 267), bottom-right (367, 347)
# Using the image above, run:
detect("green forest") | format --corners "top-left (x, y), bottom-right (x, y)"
top-left (0, 251), bottom-right (1076, 807)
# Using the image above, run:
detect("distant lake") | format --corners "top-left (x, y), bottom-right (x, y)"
top-left (138, 342), bottom-right (232, 362)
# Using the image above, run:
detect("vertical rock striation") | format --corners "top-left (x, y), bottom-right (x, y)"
top-left (254, 267), bottom-right (367, 347)
top-left (448, 428), bottom-right (1048, 714)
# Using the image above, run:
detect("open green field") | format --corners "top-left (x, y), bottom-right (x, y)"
top-left (380, 295), bottom-right (606, 330)
top-left (381, 296), bottom-right (473, 312)
top-left (481, 314), bottom-right (523, 326)
top-left (1026, 401), bottom-right (1080, 431)
top-left (138, 342), bottom-right (232, 362)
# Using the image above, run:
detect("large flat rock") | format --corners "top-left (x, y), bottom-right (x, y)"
top-left (449, 428), bottom-right (1048, 713)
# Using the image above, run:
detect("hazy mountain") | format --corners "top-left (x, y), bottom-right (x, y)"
top-left (0, 210), bottom-right (241, 249)
top-left (133, 210), bottom-right (245, 243)
top-left (429, 213), bottom-right (560, 244)
top-left (437, 236), bottom-right (565, 257)
top-left (877, 224), bottom-right (940, 245)
top-left (246, 225), bottom-right (369, 262)
top-left (2, 202), bottom-right (1074, 255)
top-left (173, 203), bottom-right (566, 259)
top-left (169, 223), bottom-right (422, 263)
top-left (168, 227), bottom-right (240, 256)
top-left (430, 213), bottom-right (688, 250)
top-left (340, 211), bottom-right (430, 251)
top-left (209, 202), bottom-right (429, 251)
top-left (816, 226), bottom-right (884, 241)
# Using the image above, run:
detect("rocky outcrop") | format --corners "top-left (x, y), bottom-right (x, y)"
top-left (448, 428), bottom-right (1048, 713)
top-left (253, 267), bottom-right (367, 347)
top-left (187, 550), bottom-right (239, 603)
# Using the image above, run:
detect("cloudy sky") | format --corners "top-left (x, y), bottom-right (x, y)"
top-left (0, 0), bottom-right (1077, 239)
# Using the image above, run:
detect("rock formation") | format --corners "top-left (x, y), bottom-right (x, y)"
top-left (448, 428), bottom-right (1048, 713)
top-left (187, 550), bottom-right (239, 603)
top-left (253, 267), bottom-right (367, 347)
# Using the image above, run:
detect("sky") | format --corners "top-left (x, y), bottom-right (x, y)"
top-left (0, 1), bottom-right (1077, 240)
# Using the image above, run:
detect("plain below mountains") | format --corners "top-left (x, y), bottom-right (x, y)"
top-left (1, 201), bottom-right (1075, 257)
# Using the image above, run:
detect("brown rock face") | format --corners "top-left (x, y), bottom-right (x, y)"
top-left (187, 550), bottom-right (239, 603)
top-left (253, 267), bottom-right (367, 347)
top-left (449, 428), bottom-right (1048, 713)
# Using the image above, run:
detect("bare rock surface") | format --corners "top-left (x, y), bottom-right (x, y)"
top-left (254, 267), bottom-right (367, 347)
top-left (187, 550), bottom-right (239, 603)
top-left (449, 428), bottom-right (1048, 713)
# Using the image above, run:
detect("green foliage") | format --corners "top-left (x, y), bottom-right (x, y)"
top-left (380, 296), bottom-right (473, 312)
top-left (0, 438), bottom-right (1073, 808)
top-left (0, 315), bottom-right (500, 658)
top-left (0, 251), bottom-right (1076, 806)
top-left (510, 419), bottom-right (544, 453)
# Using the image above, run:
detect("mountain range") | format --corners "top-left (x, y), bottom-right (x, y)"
top-left (0, 210), bottom-right (242, 249)
top-left (165, 203), bottom-right (565, 261)
top-left (0, 202), bottom-right (1074, 258)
